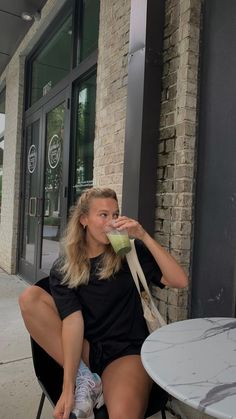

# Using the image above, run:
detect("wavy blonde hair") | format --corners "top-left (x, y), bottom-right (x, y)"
top-left (60, 187), bottom-right (122, 288)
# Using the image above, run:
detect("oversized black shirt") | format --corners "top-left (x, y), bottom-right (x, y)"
top-left (49, 240), bottom-right (164, 344)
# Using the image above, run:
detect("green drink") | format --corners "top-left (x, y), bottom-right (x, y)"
top-left (106, 229), bottom-right (131, 256)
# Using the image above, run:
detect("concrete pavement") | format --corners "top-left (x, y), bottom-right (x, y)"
top-left (0, 269), bottom-right (52, 419)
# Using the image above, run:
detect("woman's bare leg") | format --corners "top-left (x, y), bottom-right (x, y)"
top-left (19, 285), bottom-right (89, 368)
top-left (101, 354), bottom-right (153, 419)
top-left (19, 285), bottom-right (64, 365)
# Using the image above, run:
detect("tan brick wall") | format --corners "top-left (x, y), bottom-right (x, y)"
top-left (0, 57), bottom-right (25, 272)
top-left (93, 0), bottom-right (131, 204)
top-left (154, 0), bottom-right (201, 322)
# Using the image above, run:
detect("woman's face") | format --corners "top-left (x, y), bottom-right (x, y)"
top-left (81, 197), bottom-right (119, 250)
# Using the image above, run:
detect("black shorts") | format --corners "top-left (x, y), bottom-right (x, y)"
top-left (36, 277), bottom-right (142, 376)
top-left (36, 276), bottom-right (51, 293)
top-left (89, 340), bottom-right (142, 376)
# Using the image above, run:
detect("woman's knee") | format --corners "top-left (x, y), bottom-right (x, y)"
top-left (19, 286), bottom-right (37, 311)
top-left (19, 285), bottom-right (51, 315)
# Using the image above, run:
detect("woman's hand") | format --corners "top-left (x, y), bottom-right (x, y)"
top-left (53, 388), bottom-right (74, 419)
top-left (113, 216), bottom-right (147, 241)
top-left (56, 311), bottom-right (84, 419)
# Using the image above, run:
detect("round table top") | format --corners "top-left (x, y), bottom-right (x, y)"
top-left (141, 317), bottom-right (236, 419)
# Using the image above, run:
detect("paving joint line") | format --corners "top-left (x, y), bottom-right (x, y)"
top-left (0, 356), bottom-right (32, 365)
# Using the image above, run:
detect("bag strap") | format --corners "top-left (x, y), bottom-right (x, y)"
top-left (126, 239), bottom-right (153, 299)
top-left (126, 240), bottom-right (167, 328)
top-left (126, 241), bottom-right (141, 294)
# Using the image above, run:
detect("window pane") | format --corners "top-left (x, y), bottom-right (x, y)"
top-left (0, 88), bottom-right (6, 219)
top-left (21, 121), bottom-right (40, 264)
top-left (41, 102), bottom-right (65, 273)
top-left (78, 0), bottom-right (100, 63)
top-left (73, 74), bottom-right (96, 200)
top-left (30, 14), bottom-right (73, 106)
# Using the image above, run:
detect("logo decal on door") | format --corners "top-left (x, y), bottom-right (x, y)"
top-left (28, 144), bottom-right (37, 173)
top-left (48, 134), bottom-right (61, 169)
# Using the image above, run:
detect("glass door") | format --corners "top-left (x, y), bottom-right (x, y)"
top-left (40, 102), bottom-right (65, 273)
top-left (19, 114), bottom-right (42, 281)
top-left (19, 91), bottom-right (69, 282)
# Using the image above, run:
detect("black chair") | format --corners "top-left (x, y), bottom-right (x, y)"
top-left (31, 337), bottom-right (168, 419)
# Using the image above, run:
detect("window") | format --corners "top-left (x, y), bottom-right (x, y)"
top-left (30, 13), bottom-right (73, 106)
top-left (26, 0), bottom-right (100, 201)
top-left (0, 88), bottom-right (6, 218)
top-left (28, 0), bottom-right (100, 109)
top-left (78, 0), bottom-right (100, 63)
top-left (73, 73), bottom-right (96, 200)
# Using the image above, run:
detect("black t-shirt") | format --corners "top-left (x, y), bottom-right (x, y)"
top-left (49, 240), bottom-right (164, 344)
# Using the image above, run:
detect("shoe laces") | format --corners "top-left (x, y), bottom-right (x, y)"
top-left (75, 371), bottom-right (97, 403)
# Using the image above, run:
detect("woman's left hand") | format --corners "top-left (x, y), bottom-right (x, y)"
top-left (113, 216), bottom-right (146, 241)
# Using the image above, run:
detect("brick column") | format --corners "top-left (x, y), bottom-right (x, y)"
top-left (93, 0), bottom-right (131, 203)
top-left (154, 0), bottom-right (202, 322)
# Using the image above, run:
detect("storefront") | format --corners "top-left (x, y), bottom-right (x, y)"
top-left (18, 1), bottom-right (99, 281)
top-left (1, 0), bottom-right (133, 283)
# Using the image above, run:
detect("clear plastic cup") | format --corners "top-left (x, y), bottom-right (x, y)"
top-left (105, 224), bottom-right (131, 256)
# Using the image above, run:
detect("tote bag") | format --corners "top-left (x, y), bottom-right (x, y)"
top-left (126, 240), bottom-right (166, 333)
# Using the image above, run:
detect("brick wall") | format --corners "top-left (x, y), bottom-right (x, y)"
top-left (0, 57), bottom-right (24, 272)
top-left (94, 0), bottom-right (202, 322)
top-left (153, 0), bottom-right (202, 322)
top-left (93, 0), bottom-right (130, 204)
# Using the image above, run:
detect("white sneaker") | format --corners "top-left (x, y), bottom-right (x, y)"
top-left (70, 363), bottom-right (104, 419)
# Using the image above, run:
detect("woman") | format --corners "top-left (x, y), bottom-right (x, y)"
top-left (19, 187), bottom-right (188, 419)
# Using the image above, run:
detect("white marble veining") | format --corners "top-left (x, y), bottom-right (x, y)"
top-left (141, 317), bottom-right (236, 419)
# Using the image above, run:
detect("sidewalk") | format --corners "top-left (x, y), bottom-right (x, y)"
top-left (0, 268), bottom-right (183, 419)
top-left (0, 269), bottom-right (52, 419)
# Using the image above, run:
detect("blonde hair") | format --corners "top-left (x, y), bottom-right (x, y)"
top-left (60, 187), bottom-right (122, 288)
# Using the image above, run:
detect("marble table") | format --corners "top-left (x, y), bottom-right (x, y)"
top-left (141, 317), bottom-right (236, 419)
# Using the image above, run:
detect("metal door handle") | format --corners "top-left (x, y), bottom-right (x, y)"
top-left (29, 197), bottom-right (37, 216)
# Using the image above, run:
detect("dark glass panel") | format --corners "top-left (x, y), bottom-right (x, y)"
top-left (21, 121), bottom-right (40, 264)
top-left (78, 0), bottom-right (100, 63)
top-left (31, 15), bottom-right (73, 106)
top-left (73, 73), bottom-right (96, 200)
top-left (40, 102), bottom-right (65, 273)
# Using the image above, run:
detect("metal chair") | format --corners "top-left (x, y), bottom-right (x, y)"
top-left (30, 337), bottom-right (168, 418)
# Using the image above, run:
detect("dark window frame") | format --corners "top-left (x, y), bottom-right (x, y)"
top-left (0, 87), bottom-right (6, 220)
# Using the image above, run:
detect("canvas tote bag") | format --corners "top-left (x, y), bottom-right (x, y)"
top-left (126, 240), bottom-right (166, 333)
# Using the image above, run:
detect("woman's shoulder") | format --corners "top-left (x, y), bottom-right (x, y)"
top-left (50, 256), bottom-right (64, 278)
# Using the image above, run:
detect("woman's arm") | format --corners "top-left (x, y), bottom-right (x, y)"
top-left (53, 310), bottom-right (84, 419)
top-left (114, 217), bottom-right (188, 289)
top-left (141, 232), bottom-right (188, 288)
